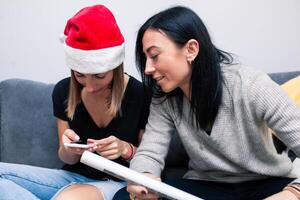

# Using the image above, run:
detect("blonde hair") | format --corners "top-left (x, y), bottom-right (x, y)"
top-left (67, 65), bottom-right (125, 120)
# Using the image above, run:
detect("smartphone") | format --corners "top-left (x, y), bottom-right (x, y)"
top-left (64, 141), bottom-right (93, 149)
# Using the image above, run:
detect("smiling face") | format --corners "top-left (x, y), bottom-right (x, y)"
top-left (142, 28), bottom-right (193, 96)
top-left (73, 70), bottom-right (113, 95)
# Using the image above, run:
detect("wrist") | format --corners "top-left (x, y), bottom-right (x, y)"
top-left (283, 183), bottom-right (300, 200)
top-left (121, 141), bottom-right (130, 157)
top-left (121, 142), bottom-right (135, 160)
top-left (58, 146), bottom-right (80, 164)
top-left (281, 190), bottom-right (299, 200)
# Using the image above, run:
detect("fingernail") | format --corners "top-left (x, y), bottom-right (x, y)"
top-left (75, 136), bottom-right (80, 141)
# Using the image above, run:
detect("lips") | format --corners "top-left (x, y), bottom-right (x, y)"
top-left (154, 76), bottom-right (164, 83)
top-left (86, 87), bottom-right (104, 94)
top-left (91, 89), bottom-right (102, 94)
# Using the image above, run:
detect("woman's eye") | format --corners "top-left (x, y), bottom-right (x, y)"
top-left (95, 74), bottom-right (105, 79)
top-left (74, 73), bottom-right (84, 78)
top-left (151, 54), bottom-right (158, 60)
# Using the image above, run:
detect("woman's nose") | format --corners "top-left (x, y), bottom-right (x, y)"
top-left (84, 79), bottom-right (96, 93)
top-left (145, 59), bottom-right (155, 75)
top-left (85, 84), bottom-right (96, 93)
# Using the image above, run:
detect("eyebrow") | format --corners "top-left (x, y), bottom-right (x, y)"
top-left (145, 46), bottom-right (160, 53)
top-left (74, 71), bottom-right (83, 75)
top-left (74, 72), bottom-right (106, 76)
top-left (94, 73), bottom-right (106, 77)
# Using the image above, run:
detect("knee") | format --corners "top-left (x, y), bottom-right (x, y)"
top-left (54, 184), bottom-right (104, 200)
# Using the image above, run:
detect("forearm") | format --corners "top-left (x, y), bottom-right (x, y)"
top-left (58, 146), bottom-right (80, 165)
top-left (130, 100), bottom-right (174, 176)
top-left (130, 129), bottom-right (172, 177)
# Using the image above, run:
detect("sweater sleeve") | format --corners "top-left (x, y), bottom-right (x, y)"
top-left (248, 72), bottom-right (300, 157)
top-left (130, 98), bottom-right (175, 177)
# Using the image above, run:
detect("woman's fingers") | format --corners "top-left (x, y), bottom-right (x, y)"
top-left (136, 192), bottom-right (160, 199)
top-left (65, 147), bottom-right (86, 155)
top-left (97, 148), bottom-right (119, 159)
top-left (63, 129), bottom-right (80, 142)
top-left (88, 136), bottom-right (130, 160)
top-left (127, 184), bottom-right (149, 197)
top-left (127, 178), bottom-right (160, 199)
top-left (90, 136), bottom-right (116, 146)
top-left (90, 136), bottom-right (127, 159)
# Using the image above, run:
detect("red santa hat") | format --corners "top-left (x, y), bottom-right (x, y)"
top-left (62, 5), bottom-right (125, 74)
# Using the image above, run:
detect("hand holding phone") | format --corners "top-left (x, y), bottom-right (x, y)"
top-left (64, 141), bottom-right (94, 149)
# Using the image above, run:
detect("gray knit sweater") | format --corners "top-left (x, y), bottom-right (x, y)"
top-left (130, 65), bottom-right (300, 183)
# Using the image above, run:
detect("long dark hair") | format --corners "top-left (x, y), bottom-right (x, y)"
top-left (135, 6), bottom-right (233, 132)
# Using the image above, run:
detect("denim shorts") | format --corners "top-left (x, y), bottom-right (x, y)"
top-left (0, 162), bottom-right (126, 200)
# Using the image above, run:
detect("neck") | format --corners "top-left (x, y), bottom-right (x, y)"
top-left (82, 87), bottom-right (111, 101)
top-left (180, 81), bottom-right (191, 100)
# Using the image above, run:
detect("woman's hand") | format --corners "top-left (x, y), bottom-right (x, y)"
top-left (63, 129), bottom-right (94, 155)
top-left (88, 136), bottom-right (130, 160)
top-left (264, 190), bottom-right (298, 200)
top-left (127, 173), bottom-right (161, 200)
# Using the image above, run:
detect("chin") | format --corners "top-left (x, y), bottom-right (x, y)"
top-left (160, 85), bottom-right (175, 93)
top-left (88, 88), bottom-right (103, 95)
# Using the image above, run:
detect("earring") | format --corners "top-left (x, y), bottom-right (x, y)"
top-left (188, 59), bottom-right (193, 65)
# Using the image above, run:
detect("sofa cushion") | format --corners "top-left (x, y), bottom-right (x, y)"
top-left (0, 79), bottom-right (63, 168)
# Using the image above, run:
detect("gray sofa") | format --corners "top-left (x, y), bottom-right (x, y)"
top-left (0, 71), bottom-right (299, 179)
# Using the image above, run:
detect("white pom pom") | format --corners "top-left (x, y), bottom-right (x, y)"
top-left (59, 33), bottom-right (66, 43)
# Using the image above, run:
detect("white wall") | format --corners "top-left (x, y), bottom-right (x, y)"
top-left (1, 0), bottom-right (299, 83)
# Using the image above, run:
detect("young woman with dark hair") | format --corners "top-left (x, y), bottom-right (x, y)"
top-left (114, 6), bottom-right (300, 200)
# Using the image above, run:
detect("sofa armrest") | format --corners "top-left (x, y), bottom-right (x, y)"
top-left (0, 79), bottom-right (63, 168)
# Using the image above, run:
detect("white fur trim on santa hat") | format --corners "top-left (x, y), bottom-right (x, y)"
top-left (63, 42), bottom-right (125, 74)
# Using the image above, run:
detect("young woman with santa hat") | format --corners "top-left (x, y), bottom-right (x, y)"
top-left (0, 4), bottom-right (151, 200)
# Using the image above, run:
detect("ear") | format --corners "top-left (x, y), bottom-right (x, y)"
top-left (185, 39), bottom-right (199, 63)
